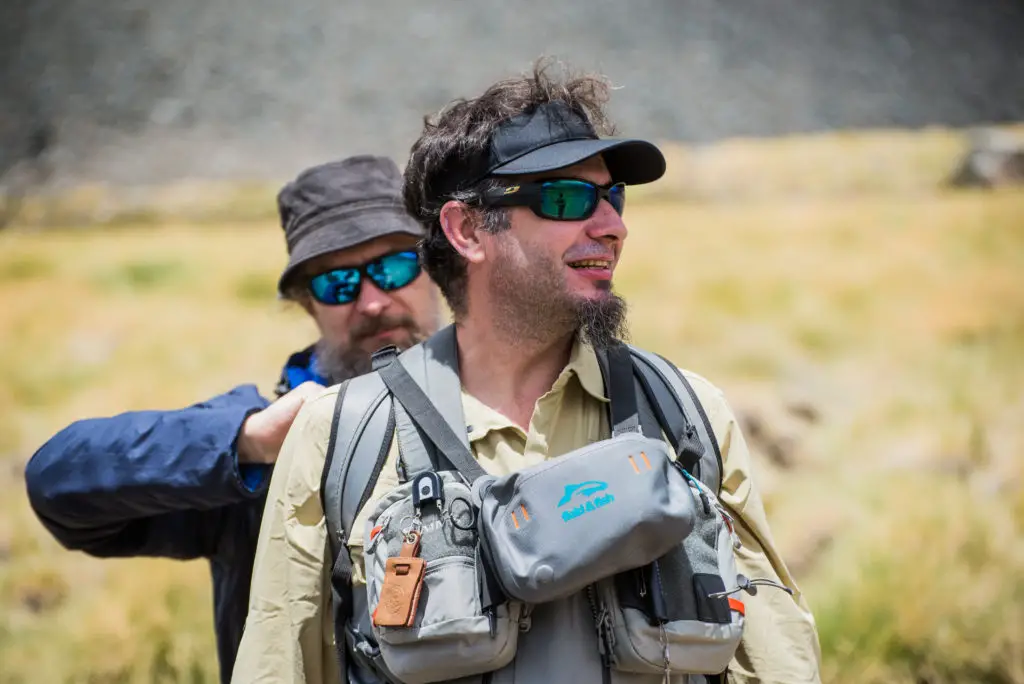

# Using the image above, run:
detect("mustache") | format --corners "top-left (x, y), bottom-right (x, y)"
top-left (350, 314), bottom-right (418, 341)
top-left (563, 246), bottom-right (615, 263)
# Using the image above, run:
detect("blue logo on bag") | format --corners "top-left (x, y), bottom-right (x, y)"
top-left (558, 480), bottom-right (615, 522)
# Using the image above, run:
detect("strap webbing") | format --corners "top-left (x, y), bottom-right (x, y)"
top-left (378, 359), bottom-right (487, 483)
top-left (603, 344), bottom-right (642, 437)
top-left (392, 400), bottom-right (436, 479)
top-left (631, 356), bottom-right (702, 476)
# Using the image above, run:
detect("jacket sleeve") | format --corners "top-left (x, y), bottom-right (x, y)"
top-left (24, 384), bottom-right (272, 560)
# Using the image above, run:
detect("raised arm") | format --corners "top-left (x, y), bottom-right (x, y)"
top-left (25, 384), bottom-right (272, 559)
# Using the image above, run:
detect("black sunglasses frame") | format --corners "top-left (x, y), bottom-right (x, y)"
top-left (305, 249), bottom-right (421, 306)
top-left (479, 178), bottom-right (626, 221)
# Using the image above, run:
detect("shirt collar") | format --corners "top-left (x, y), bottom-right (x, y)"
top-left (566, 336), bottom-right (609, 403)
top-left (462, 335), bottom-right (608, 443)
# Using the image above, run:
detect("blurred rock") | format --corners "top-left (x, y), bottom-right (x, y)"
top-left (785, 398), bottom-right (821, 425)
top-left (948, 128), bottom-right (1024, 188)
top-left (739, 410), bottom-right (797, 469)
top-left (736, 390), bottom-right (823, 470)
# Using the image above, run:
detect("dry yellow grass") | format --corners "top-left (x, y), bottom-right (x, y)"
top-left (1, 126), bottom-right (1022, 683)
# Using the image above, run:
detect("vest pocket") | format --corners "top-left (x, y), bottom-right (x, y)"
top-left (374, 556), bottom-right (522, 683)
top-left (602, 591), bottom-right (744, 677)
top-left (363, 475), bottom-right (521, 684)
top-left (596, 479), bottom-right (745, 677)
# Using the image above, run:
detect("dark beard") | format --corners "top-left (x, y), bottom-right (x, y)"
top-left (489, 245), bottom-right (629, 350)
top-left (313, 314), bottom-right (426, 383)
top-left (313, 338), bottom-right (370, 384)
top-left (573, 293), bottom-right (629, 350)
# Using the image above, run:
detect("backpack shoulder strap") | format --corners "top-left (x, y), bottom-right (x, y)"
top-left (320, 371), bottom-right (395, 681)
top-left (627, 346), bottom-right (724, 494)
top-left (322, 371), bottom-right (395, 556)
top-left (381, 324), bottom-right (486, 483)
top-left (597, 344), bottom-right (643, 437)
top-left (408, 324), bottom-right (472, 454)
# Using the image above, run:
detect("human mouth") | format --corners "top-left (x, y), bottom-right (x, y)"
top-left (568, 259), bottom-right (612, 269)
top-left (567, 258), bottom-right (614, 280)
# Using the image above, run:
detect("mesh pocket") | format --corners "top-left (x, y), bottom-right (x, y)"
top-left (378, 556), bottom-right (483, 641)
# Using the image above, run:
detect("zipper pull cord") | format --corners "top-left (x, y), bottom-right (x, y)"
top-left (708, 574), bottom-right (795, 598)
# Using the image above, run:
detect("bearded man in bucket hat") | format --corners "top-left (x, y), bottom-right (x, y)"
top-left (24, 155), bottom-right (444, 684)
top-left (237, 62), bottom-right (821, 684)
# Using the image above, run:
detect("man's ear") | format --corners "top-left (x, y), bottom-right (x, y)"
top-left (439, 201), bottom-right (486, 264)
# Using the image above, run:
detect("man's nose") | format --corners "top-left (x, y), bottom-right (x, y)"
top-left (354, 280), bottom-right (392, 316)
top-left (586, 199), bottom-right (628, 243)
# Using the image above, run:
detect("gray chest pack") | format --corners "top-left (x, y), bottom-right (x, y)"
top-left (321, 326), bottom-right (765, 684)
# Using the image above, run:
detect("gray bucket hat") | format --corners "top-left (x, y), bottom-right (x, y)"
top-left (276, 155), bottom-right (424, 294)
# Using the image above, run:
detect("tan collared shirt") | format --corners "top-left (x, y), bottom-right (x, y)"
top-left (233, 340), bottom-right (822, 683)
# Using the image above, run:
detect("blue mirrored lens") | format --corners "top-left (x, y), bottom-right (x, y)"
top-left (367, 251), bottom-right (420, 291)
top-left (310, 268), bottom-right (361, 304)
top-left (308, 251), bottom-right (420, 305)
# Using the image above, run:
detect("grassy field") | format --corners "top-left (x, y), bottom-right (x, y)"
top-left (1, 126), bottom-right (1023, 683)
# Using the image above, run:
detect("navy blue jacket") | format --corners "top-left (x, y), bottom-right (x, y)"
top-left (24, 346), bottom-right (327, 684)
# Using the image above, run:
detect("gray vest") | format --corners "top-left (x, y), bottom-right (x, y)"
top-left (321, 325), bottom-right (725, 684)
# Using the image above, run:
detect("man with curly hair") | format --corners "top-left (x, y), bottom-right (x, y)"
top-left (235, 62), bottom-right (821, 684)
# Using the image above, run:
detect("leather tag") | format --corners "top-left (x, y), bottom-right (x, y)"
top-left (373, 533), bottom-right (426, 628)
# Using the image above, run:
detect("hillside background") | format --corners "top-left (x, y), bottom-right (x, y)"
top-left (1, 0), bottom-right (1023, 186)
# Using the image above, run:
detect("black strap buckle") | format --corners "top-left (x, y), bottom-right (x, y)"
top-left (371, 344), bottom-right (399, 371)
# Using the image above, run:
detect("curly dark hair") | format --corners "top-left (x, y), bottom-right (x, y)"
top-left (403, 59), bottom-right (617, 317)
